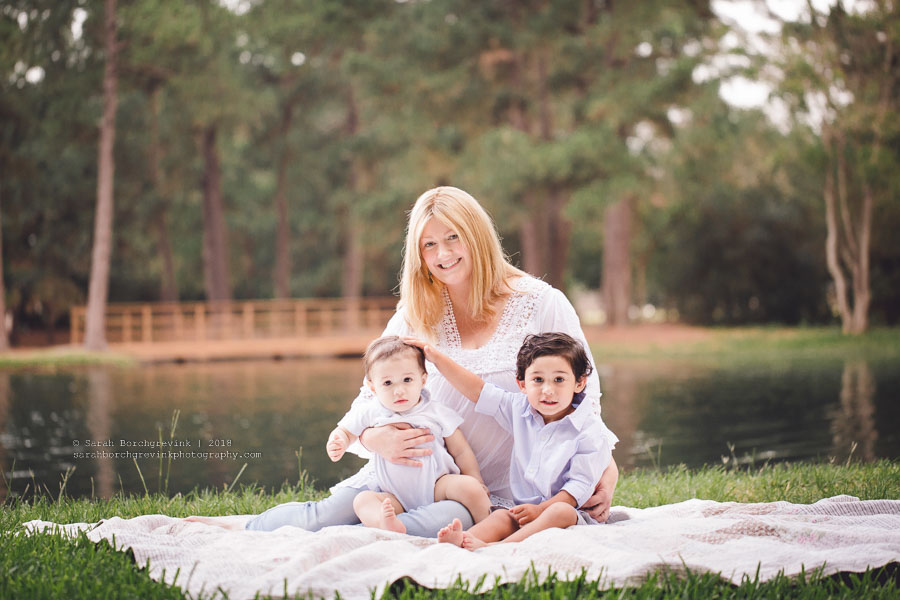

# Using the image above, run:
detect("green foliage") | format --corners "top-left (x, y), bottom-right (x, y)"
top-left (2, 0), bottom-right (900, 336)
top-left (656, 184), bottom-right (829, 325)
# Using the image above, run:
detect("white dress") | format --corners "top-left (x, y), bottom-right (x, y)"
top-left (337, 390), bottom-right (463, 512)
top-left (336, 275), bottom-right (618, 501)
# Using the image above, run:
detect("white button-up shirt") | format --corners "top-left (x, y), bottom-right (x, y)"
top-left (476, 383), bottom-right (612, 508)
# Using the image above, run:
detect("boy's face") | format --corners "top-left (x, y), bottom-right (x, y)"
top-left (516, 355), bottom-right (586, 424)
top-left (367, 354), bottom-right (427, 413)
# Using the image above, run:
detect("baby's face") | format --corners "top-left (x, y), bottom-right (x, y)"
top-left (367, 355), bottom-right (427, 413)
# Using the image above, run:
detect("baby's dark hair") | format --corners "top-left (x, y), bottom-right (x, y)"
top-left (515, 332), bottom-right (593, 381)
top-left (363, 335), bottom-right (426, 379)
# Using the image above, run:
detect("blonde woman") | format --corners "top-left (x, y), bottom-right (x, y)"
top-left (244, 186), bottom-right (619, 536)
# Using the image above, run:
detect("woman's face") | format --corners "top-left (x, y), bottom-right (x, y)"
top-left (420, 218), bottom-right (472, 290)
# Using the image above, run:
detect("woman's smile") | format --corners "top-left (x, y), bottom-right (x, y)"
top-left (438, 257), bottom-right (462, 270)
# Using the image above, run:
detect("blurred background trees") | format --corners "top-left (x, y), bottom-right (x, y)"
top-left (1, 0), bottom-right (897, 343)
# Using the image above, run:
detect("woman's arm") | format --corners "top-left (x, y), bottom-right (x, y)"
top-left (443, 429), bottom-right (485, 485)
top-left (404, 338), bottom-right (484, 402)
top-left (582, 456), bottom-right (618, 522)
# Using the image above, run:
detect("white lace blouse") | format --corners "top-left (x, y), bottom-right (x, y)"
top-left (336, 275), bottom-right (618, 500)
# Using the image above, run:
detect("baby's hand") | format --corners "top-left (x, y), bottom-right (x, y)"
top-left (326, 429), bottom-right (349, 462)
top-left (509, 503), bottom-right (543, 526)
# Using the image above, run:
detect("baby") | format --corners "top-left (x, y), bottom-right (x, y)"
top-left (410, 332), bottom-right (612, 549)
top-left (326, 335), bottom-right (491, 533)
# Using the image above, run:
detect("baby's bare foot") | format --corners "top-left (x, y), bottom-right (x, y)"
top-left (461, 532), bottom-right (488, 551)
top-left (379, 498), bottom-right (406, 534)
top-left (184, 516), bottom-right (243, 531)
top-left (437, 518), bottom-right (465, 546)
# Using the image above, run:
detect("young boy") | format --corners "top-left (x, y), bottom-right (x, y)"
top-left (410, 332), bottom-right (612, 549)
top-left (326, 336), bottom-right (491, 534)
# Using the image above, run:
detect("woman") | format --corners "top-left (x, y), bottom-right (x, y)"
top-left (245, 186), bottom-right (619, 536)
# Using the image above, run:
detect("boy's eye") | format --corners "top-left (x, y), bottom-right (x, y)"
top-left (532, 377), bottom-right (543, 383)
top-left (554, 376), bottom-right (565, 383)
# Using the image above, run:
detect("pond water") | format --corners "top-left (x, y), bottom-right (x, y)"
top-left (1, 355), bottom-right (897, 500)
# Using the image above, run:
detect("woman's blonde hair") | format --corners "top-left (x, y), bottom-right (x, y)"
top-left (399, 186), bottom-right (525, 337)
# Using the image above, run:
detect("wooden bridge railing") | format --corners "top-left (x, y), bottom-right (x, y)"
top-left (70, 298), bottom-right (398, 345)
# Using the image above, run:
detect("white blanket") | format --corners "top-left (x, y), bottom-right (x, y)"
top-left (23, 495), bottom-right (900, 600)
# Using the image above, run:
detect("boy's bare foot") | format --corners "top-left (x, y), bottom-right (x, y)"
top-left (437, 518), bottom-right (465, 546)
top-left (184, 516), bottom-right (244, 531)
top-left (461, 532), bottom-right (488, 551)
top-left (379, 498), bottom-right (407, 534)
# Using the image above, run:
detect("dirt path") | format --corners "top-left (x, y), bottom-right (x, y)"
top-left (583, 323), bottom-right (712, 348)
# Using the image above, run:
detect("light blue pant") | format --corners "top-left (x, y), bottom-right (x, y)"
top-left (244, 486), bottom-right (474, 538)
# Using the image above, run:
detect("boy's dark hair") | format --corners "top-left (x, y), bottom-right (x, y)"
top-left (515, 332), bottom-right (593, 381)
top-left (363, 335), bottom-right (426, 378)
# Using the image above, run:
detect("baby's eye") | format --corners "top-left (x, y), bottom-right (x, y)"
top-left (382, 380), bottom-right (392, 386)
top-left (403, 376), bottom-right (413, 383)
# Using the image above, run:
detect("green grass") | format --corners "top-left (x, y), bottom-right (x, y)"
top-left (0, 346), bottom-right (137, 368)
top-left (591, 326), bottom-right (900, 362)
top-left (3, 461), bottom-right (898, 599)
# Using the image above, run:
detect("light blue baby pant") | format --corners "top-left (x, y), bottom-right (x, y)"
top-left (244, 485), bottom-right (474, 537)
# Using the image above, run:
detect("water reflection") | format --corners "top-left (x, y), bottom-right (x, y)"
top-left (829, 360), bottom-right (878, 462)
top-left (0, 373), bottom-right (9, 501)
top-left (1, 356), bottom-right (897, 499)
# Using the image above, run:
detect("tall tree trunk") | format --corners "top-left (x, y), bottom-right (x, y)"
top-left (341, 84), bottom-right (363, 303)
top-left (602, 196), bottom-right (633, 326)
top-left (148, 87), bottom-right (178, 302)
top-left (823, 127), bottom-right (870, 335)
top-left (273, 103), bottom-right (293, 299)
top-left (547, 189), bottom-right (572, 291)
top-left (519, 205), bottom-right (544, 277)
top-left (201, 125), bottom-right (231, 301)
top-left (0, 193), bottom-right (8, 351)
top-left (84, 0), bottom-right (118, 351)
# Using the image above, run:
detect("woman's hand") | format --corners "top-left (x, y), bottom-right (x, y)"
top-left (359, 423), bottom-right (435, 467)
top-left (582, 458), bottom-right (619, 522)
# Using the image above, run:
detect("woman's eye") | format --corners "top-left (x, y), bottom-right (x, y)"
top-left (422, 241), bottom-right (435, 249)
top-left (448, 234), bottom-right (458, 241)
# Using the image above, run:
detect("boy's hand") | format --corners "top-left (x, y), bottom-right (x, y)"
top-left (326, 429), bottom-right (350, 462)
top-left (509, 503), bottom-right (544, 526)
top-left (402, 337), bottom-right (442, 363)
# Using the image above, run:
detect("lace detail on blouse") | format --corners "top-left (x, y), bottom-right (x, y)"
top-left (434, 277), bottom-right (551, 377)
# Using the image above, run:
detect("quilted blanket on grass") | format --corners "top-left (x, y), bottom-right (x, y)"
top-left (23, 495), bottom-right (900, 600)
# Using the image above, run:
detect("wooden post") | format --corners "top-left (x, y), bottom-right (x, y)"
top-left (195, 305), bottom-right (206, 341)
top-left (174, 306), bottom-right (184, 341)
top-left (142, 305), bottom-right (152, 342)
top-left (122, 311), bottom-right (132, 343)
top-left (243, 303), bottom-right (253, 339)
top-left (294, 302), bottom-right (306, 336)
